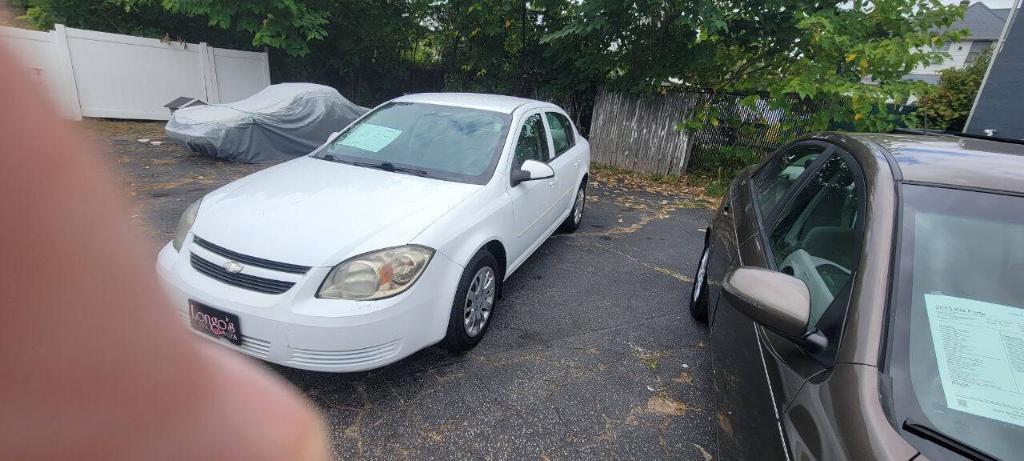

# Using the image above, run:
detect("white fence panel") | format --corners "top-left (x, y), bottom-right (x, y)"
top-left (213, 47), bottom-right (271, 103)
top-left (0, 27), bottom-right (77, 119)
top-left (0, 24), bottom-right (271, 121)
top-left (65, 28), bottom-right (207, 120)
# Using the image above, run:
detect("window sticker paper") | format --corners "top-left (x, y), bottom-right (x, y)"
top-left (925, 293), bottom-right (1024, 427)
top-left (336, 124), bottom-right (402, 153)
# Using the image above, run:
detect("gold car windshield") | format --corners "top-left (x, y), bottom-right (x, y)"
top-left (888, 184), bottom-right (1024, 460)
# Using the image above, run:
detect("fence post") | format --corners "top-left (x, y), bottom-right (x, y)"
top-left (679, 130), bottom-right (695, 175)
top-left (51, 24), bottom-right (82, 120)
top-left (197, 42), bottom-right (220, 104)
top-left (260, 48), bottom-right (271, 88)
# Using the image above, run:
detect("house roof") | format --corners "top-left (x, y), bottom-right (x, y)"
top-left (950, 3), bottom-right (1011, 41)
top-left (991, 8), bottom-right (1011, 21)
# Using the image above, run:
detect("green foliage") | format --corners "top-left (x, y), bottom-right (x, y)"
top-left (113, 0), bottom-right (329, 56)
top-left (914, 50), bottom-right (990, 132)
top-left (694, 145), bottom-right (761, 176)
top-left (764, 0), bottom-right (966, 132)
top-left (22, 0), bottom-right (256, 49)
top-left (545, 0), bottom-right (967, 132)
top-left (17, 0), bottom-right (970, 133)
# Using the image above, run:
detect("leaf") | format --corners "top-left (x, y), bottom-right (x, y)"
top-left (845, 53), bottom-right (857, 63)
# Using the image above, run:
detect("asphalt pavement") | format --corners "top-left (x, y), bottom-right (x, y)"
top-left (104, 124), bottom-right (717, 460)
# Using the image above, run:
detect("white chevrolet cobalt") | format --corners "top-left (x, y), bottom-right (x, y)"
top-left (156, 93), bottom-right (590, 371)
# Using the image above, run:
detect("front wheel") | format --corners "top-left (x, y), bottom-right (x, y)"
top-left (559, 181), bottom-right (586, 233)
top-left (689, 244), bottom-right (711, 322)
top-left (442, 250), bottom-right (500, 352)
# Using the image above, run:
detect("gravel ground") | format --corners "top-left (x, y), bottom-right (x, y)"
top-left (96, 120), bottom-right (718, 460)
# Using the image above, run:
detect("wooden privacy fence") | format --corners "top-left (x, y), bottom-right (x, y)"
top-left (588, 89), bottom-right (821, 175)
top-left (588, 90), bottom-right (700, 176)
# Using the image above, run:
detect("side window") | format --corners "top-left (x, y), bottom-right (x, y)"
top-left (769, 154), bottom-right (862, 327)
top-left (752, 144), bottom-right (828, 216)
top-left (513, 113), bottom-right (550, 169)
top-left (545, 112), bottom-right (575, 157)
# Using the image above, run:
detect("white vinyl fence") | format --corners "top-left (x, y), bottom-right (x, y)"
top-left (0, 24), bottom-right (271, 121)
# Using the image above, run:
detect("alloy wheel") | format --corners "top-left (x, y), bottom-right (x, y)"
top-left (463, 266), bottom-right (496, 337)
top-left (573, 187), bottom-right (585, 224)
top-left (693, 246), bottom-right (710, 303)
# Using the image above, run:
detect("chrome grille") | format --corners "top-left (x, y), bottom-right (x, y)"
top-left (190, 253), bottom-right (295, 294)
top-left (192, 236), bottom-right (311, 274)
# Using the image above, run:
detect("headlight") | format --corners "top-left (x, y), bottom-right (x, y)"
top-left (318, 245), bottom-right (434, 300)
top-left (172, 199), bottom-right (202, 251)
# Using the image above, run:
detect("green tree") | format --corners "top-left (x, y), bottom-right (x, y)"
top-left (112, 0), bottom-right (329, 56)
top-left (914, 49), bottom-right (990, 132)
top-left (22, 0), bottom-right (254, 48)
top-left (767, 0), bottom-right (966, 132)
top-left (545, 0), bottom-right (967, 131)
top-left (16, 0), bottom-right (971, 129)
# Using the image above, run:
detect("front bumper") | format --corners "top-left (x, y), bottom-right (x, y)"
top-left (155, 240), bottom-right (463, 372)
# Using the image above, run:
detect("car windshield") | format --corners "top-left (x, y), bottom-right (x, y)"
top-left (887, 184), bottom-right (1024, 460)
top-left (314, 101), bottom-right (511, 184)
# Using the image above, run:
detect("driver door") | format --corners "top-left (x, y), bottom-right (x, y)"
top-left (711, 147), bottom-right (865, 460)
top-left (507, 111), bottom-right (558, 265)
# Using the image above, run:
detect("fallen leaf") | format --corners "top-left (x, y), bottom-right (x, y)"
top-left (717, 411), bottom-right (733, 434)
top-left (647, 395), bottom-right (688, 416)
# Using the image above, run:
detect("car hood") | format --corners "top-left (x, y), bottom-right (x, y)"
top-left (191, 157), bottom-right (481, 267)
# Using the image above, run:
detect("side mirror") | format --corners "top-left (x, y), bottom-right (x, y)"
top-left (721, 267), bottom-right (827, 351)
top-left (511, 159), bottom-right (555, 186)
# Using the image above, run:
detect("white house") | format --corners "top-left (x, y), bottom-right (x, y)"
top-left (906, 1), bottom-right (1010, 84)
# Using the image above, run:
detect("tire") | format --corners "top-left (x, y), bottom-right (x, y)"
top-left (559, 181), bottom-right (587, 233)
top-left (689, 243), bottom-right (711, 322)
top-left (442, 250), bottom-right (501, 352)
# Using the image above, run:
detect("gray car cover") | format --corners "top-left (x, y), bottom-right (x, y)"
top-left (165, 83), bottom-right (368, 162)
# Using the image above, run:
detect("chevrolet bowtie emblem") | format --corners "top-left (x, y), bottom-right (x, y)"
top-left (223, 261), bottom-right (244, 273)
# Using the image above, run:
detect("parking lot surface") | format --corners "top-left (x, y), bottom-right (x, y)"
top-left (101, 122), bottom-right (718, 460)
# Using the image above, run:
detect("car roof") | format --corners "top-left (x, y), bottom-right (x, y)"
top-left (850, 132), bottom-right (1024, 195)
top-left (391, 92), bottom-right (543, 114)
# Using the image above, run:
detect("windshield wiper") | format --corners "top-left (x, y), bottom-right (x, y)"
top-left (317, 155), bottom-right (429, 177)
top-left (903, 419), bottom-right (998, 461)
top-left (350, 160), bottom-right (429, 177)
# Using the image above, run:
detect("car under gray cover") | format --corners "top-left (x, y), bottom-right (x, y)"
top-left (165, 83), bottom-right (368, 163)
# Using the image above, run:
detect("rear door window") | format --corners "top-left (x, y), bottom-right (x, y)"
top-left (545, 112), bottom-right (575, 157)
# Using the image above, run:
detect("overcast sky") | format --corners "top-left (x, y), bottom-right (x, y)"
top-left (943, 0), bottom-right (1018, 8)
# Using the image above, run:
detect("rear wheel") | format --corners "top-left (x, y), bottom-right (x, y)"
top-left (689, 244), bottom-right (711, 322)
top-left (560, 181), bottom-right (586, 233)
top-left (442, 250), bottom-right (500, 351)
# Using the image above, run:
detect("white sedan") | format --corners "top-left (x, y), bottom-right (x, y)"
top-left (156, 93), bottom-right (590, 371)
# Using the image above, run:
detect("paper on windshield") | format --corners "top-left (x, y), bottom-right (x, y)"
top-left (336, 123), bottom-right (402, 153)
top-left (925, 293), bottom-right (1024, 427)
